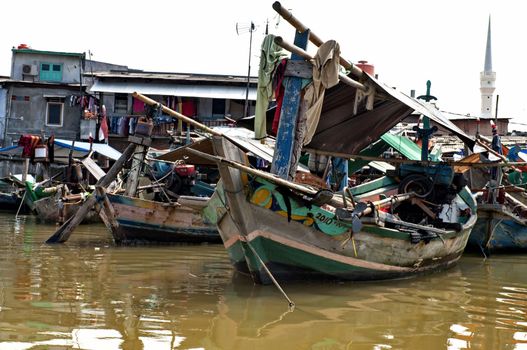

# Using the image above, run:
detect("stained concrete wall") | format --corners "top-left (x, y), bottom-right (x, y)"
top-left (5, 86), bottom-right (82, 146)
top-left (0, 88), bottom-right (6, 143)
top-left (11, 52), bottom-right (83, 83)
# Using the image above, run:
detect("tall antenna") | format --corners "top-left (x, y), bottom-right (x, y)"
top-left (88, 50), bottom-right (95, 85)
top-left (236, 21), bottom-right (256, 118)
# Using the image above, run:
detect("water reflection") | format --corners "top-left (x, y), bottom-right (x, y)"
top-left (1, 213), bottom-right (527, 349)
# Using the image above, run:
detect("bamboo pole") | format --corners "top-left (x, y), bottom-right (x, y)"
top-left (186, 147), bottom-right (319, 196)
top-left (186, 147), bottom-right (417, 212)
top-left (272, 1), bottom-right (363, 77)
top-left (132, 92), bottom-right (248, 152)
top-left (273, 36), bottom-right (367, 91)
top-left (476, 139), bottom-right (507, 163)
top-left (132, 92), bottom-right (221, 136)
top-left (303, 148), bottom-right (525, 168)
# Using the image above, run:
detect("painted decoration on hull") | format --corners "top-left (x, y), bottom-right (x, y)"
top-left (249, 179), bottom-right (349, 236)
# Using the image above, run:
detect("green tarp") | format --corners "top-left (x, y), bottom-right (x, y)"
top-left (380, 133), bottom-right (422, 161)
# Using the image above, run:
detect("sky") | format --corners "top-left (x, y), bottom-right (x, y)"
top-left (1, 0), bottom-right (526, 130)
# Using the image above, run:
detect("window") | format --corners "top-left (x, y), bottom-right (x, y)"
top-left (212, 99), bottom-right (226, 117)
top-left (114, 94), bottom-right (128, 114)
top-left (40, 63), bottom-right (63, 82)
top-left (46, 98), bottom-right (63, 126)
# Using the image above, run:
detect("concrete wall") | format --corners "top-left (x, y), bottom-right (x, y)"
top-left (101, 93), bottom-right (116, 114)
top-left (403, 114), bottom-right (509, 137)
top-left (451, 119), bottom-right (509, 136)
top-left (5, 86), bottom-right (82, 145)
top-left (0, 88), bottom-right (6, 142)
top-left (198, 98), bottom-right (213, 118)
top-left (11, 52), bottom-right (82, 84)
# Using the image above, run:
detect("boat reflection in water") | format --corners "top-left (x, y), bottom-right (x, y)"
top-left (203, 258), bottom-right (527, 350)
top-left (1, 213), bottom-right (527, 349)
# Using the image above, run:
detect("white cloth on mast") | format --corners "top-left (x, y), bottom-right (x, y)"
top-left (303, 40), bottom-right (341, 145)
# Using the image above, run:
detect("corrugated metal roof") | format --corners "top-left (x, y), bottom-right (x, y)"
top-left (90, 71), bottom-right (257, 84)
top-left (440, 110), bottom-right (511, 120)
top-left (89, 80), bottom-right (257, 100)
top-left (54, 139), bottom-right (122, 160)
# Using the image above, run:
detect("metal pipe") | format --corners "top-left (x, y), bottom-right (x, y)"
top-left (272, 1), bottom-right (363, 77)
top-left (274, 36), bottom-right (368, 91)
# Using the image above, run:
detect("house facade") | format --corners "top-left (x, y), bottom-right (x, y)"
top-left (1, 46), bottom-right (86, 147)
top-left (87, 71), bottom-right (257, 150)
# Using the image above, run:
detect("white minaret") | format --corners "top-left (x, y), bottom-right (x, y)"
top-left (480, 16), bottom-right (496, 118)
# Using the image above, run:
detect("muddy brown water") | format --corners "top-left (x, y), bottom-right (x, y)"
top-left (0, 212), bottom-right (526, 349)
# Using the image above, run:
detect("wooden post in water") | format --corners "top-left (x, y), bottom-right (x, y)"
top-left (94, 186), bottom-right (124, 242)
top-left (46, 143), bottom-right (136, 244)
top-left (22, 158), bottom-right (30, 182)
top-left (270, 29), bottom-right (310, 180)
top-left (125, 135), bottom-right (152, 197)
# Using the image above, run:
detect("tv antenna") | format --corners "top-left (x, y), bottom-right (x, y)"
top-left (236, 21), bottom-right (256, 118)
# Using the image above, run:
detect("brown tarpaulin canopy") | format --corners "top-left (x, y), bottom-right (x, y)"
top-left (305, 73), bottom-right (475, 155)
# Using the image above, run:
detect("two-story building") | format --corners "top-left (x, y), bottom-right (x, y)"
top-left (0, 45), bottom-right (87, 147)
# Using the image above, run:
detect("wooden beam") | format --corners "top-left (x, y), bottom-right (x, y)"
top-left (125, 144), bottom-right (147, 196)
top-left (271, 29), bottom-right (309, 180)
top-left (94, 186), bottom-right (123, 242)
top-left (132, 93), bottom-right (221, 136)
top-left (272, 1), bottom-right (363, 78)
top-left (274, 36), bottom-right (367, 91)
top-left (46, 143), bottom-right (136, 244)
top-left (303, 148), bottom-right (526, 168)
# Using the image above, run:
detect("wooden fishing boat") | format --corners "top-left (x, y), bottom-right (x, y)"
top-left (106, 193), bottom-right (220, 243)
top-left (131, 2), bottom-right (479, 285)
top-left (467, 180), bottom-right (527, 253)
top-left (210, 137), bottom-right (477, 284)
top-left (127, 89), bottom-right (478, 284)
top-left (459, 140), bottom-right (527, 253)
top-left (470, 203), bottom-right (527, 253)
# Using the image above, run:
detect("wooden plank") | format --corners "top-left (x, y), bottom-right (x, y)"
top-left (81, 157), bottom-right (106, 180)
top-left (271, 29), bottom-right (310, 180)
top-left (284, 60), bottom-right (312, 79)
top-left (128, 135), bottom-right (152, 146)
top-left (211, 136), bottom-right (255, 235)
top-left (22, 158), bottom-right (30, 182)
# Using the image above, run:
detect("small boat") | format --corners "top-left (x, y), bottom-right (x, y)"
top-left (460, 139), bottom-right (527, 254)
top-left (470, 204), bottom-right (527, 253)
top-left (106, 193), bottom-right (220, 243)
top-left (0, 191), bottom-right (25, 212)
top-left (469, 181), bottom-right (527, 253)
top-left (24, 183), bottom-right (100, 224)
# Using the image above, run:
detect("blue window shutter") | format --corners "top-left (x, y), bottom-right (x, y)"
top-left (40, 63), bottom-right (63, 81)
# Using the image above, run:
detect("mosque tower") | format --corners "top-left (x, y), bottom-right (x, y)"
top-left (480, 16), bottom-right (496, 118)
